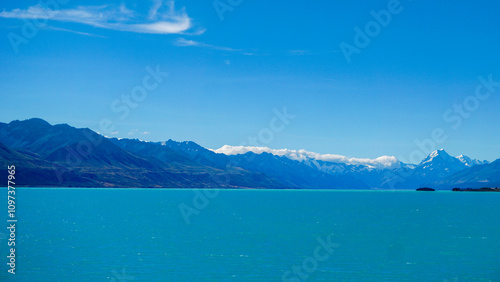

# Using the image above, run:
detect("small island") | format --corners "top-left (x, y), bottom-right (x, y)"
top-left (452, 187), bottom-right (500, 192)
top-left (416, 187), bottom-right (435, 191)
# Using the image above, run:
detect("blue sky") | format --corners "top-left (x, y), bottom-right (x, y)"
top-left (0, 0), bottom-right (499, 162)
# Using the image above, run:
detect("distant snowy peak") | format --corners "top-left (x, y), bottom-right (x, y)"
top-left (429, 149), bottom-right (445, 158)
top-left (418, 149), bottom-right (488, 172)
top-left (456, 154), bottom-right (489, 167)
top-left (212, 146), bottom-right (489, 171)
top-left (420, 149), bottom-right (452, 165)
top-left (211, 145), bottom-right (400, 169)
top-left (456, 155), bottom-right (474, 166)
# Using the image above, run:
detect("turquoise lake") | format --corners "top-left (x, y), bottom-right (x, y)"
top-left (1, 188), bottom-right (499, 281)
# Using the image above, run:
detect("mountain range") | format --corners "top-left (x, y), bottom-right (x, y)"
top-left (1, 118), bottom-right (499, 189)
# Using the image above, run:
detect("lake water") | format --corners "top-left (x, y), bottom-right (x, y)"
top-left (1, 188), bottom-right (499, 281)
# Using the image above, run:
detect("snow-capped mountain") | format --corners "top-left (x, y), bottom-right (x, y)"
top-left (433, 159), bottom-right (500, 189)
top-left (418, 149), bottom-right (467, 172)
top-left (212, 146), bottom-right (493, 189)
top-left (213, 145), bottom-right (400, 170)
top-left (456, 154), bottom-right (489, 167)
top-left (213, 146), bottom-right (487, 174)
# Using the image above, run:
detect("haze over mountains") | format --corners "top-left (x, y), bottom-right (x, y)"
top-left (1, 118), bottom-right (499, 189)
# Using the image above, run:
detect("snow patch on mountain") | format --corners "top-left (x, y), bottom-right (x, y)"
top-left (419, 149), bottom-right (488, 169)
top-left (456, 154), bottom-right (489, 167)
top-left (212, 145), bottom-right (400, 169)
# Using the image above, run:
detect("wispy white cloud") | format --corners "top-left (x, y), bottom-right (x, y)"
top-left (173, 37), bottom-right (197, 46)
top-left (148, 0), bottom-right (163, 20)
top-left (288, 50), bottom-right (310, 55)
top-left (45, 26), bottom-right (108, 38)
top-left (141, 131), bottom-right (151, 135)
top-left (212, 145), bottom-right (400, 169)
top-left (288, 49), bottom-right (342, 56)
top-left (0, 1), bottom-right (195, 35)
top-left (183, 28), bottom-right (206, 36)
top-left (128, 129), bottom-right (138, 135)
top-left (173, 37), bottom-right (271, 56)
top-left (174, 37), bottom-right (240, 52)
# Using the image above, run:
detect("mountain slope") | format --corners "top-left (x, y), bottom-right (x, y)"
top-left (408, 149), bottom-right (469, 187)
top-left (362, 149), bottom-right (477, 189)
top-left (0, 119), bottom-right (286, 188)
top-left (108, 137), bottom-right (286, 188)
top-left (212, 148), bottom-right (494, 190)
top-left (456, 155), bottom-right (489, 167)
top-left (432, 159), bottom-right (500, 189)
top-left (227, 152), bottom-right (370, 189)
top-left (0, 119), bottom-right (159, 169)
